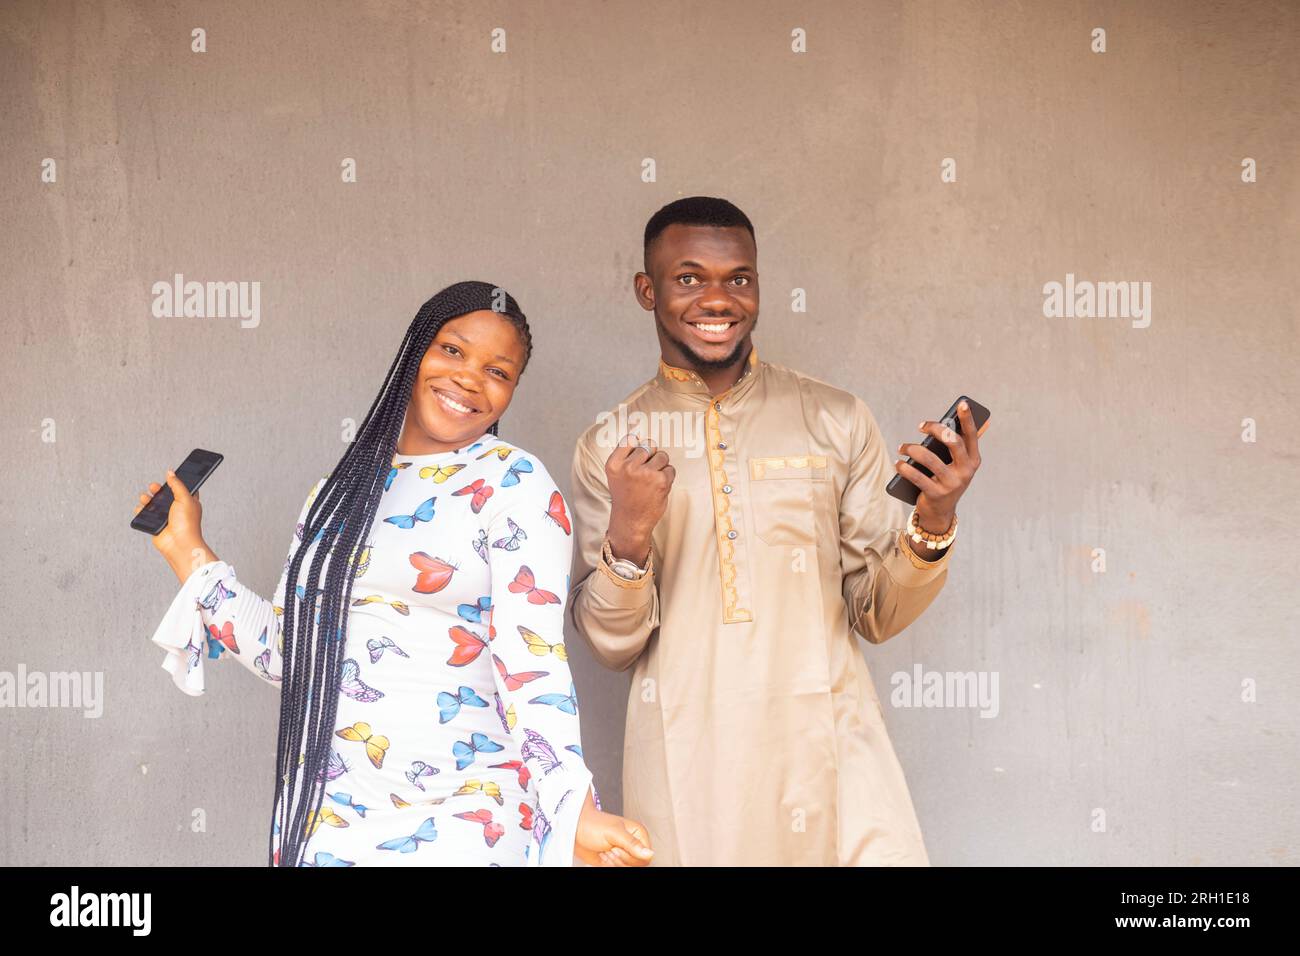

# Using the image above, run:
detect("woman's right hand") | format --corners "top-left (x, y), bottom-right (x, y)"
top-left (134, 471), bottom-right (216, 582)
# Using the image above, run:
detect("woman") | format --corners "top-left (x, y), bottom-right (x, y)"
top-left (134, 281), bottom-right (653, 867)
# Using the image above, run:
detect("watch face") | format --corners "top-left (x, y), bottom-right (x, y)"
top-left (610, 559), bottom-right (643, 579)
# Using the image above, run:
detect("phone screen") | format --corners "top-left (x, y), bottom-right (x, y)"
top-left (131, 448), bottom-right (224, 535)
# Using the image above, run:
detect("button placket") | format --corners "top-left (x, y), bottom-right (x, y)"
top-left (704, 400), bottom-right (752, 624)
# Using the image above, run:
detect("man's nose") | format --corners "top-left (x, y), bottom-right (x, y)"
top-left (696, 285), bottom-right (736, 314)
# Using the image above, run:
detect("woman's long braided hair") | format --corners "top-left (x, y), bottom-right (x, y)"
top-left (271, 280), bottom-right (532, 867)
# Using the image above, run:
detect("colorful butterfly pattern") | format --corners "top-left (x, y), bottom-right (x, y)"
top-left (168, 435), bottom-right (592, 865)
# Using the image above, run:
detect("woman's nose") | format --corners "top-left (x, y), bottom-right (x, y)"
top-left (451, 369), bottom-right (483, 391)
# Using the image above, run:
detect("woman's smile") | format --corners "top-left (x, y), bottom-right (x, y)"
top-left (431, 386), bottom-right (483, 418)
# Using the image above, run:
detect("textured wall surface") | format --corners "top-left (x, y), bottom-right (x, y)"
top-left (1, 0), bottom-right (1296, 865)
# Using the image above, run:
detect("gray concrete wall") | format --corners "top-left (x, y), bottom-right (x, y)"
top-left (0, 0), bottom-right (1295, 865)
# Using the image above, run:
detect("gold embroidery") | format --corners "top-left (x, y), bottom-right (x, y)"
top-left (748, 455), bottom-right (829, 480)
top-left (659, 347), bottom-right (758, 386)
top-left (706, 404), bottom-right (751, 624)
top-left (656, 348), bottom-right (760, 624)
top-left (658, 361), bottom-right (695, 382)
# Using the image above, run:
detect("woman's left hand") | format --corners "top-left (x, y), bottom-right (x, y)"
top-left (573, 790), bottom-right (653, 866)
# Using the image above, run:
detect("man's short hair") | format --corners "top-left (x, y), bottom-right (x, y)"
top-left (643, 196), bottom-right (756, 252)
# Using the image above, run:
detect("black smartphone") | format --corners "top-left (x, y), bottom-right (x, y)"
top-left (886, 396), bottom-right (990, 505)
top-left (131, 448), bottom-right (224, 535)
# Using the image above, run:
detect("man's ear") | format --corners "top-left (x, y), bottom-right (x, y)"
top-left (633, 272), bottom-right (655, 311)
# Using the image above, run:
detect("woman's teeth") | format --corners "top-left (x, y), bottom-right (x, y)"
top-left (436, 391), bottom-right (475, 415)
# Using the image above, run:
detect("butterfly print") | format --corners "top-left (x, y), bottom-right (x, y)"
top-left (405, 760), bottom-right (440, 791)
top-left (384, 496), bottom-right (436, 529)
top-left (454, 779), bottom-right (504, 806)
top-left (492, 518), bottom-right (527, 551)
top-left (493, 653), bottom-right (548, 691)
top-left (376, 817), bottom-right (438, 853)
top-left (500, 458), bottom-right (533, 487)
top-left (508, 565), bottom-right (560, 605)
top-left (366, 635), bottom-right (409, 663)
top-left (409, 552), bottom-right (457, 593)
top-left (544, 490), bottom-right (571, 535)
top-left (167, 438), bottom-right (591, 866)
top-left (339, 658), bottom-right (383, 702)
top-left (454, 808), bottom-right (505, 847)
top-left (517, 624), bottom-right (566, 660)
top-left (419, 463), bottom-right (466, 483)
top-left (447, 625), bottom-right (489, 666)
top-left (453, 478), bottom-right (495, 514)
top-left (453, 731), bottom-right (504, 770)
top-left (437, 685), bottom-right (489, 724)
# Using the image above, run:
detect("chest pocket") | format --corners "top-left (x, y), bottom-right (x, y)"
top-left (746, 455), bottom-right (830, 545)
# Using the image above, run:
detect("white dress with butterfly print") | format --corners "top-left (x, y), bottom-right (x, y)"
top-left (149, 432), bottom-right (596, 866)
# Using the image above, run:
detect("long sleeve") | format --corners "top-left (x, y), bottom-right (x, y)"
top-left (485, 459), bottom-right (595, 867)
top-left (840, 398), bottom-right (953, 644)
top-left (565, 435), bottom-right (660, 671)
top-left (149, 476), bottom-right (327, 694)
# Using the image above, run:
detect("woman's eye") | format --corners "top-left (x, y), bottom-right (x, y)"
top-left (490, 368), bottom-right (508, 380)
top-left (442, 344), bottom-right (459, 356)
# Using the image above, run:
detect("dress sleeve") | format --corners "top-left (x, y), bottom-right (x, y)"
top-left (839, 398), bottom-right (952, 644)
top-left (485, 457), bottom-right (595, 867)
top-left (149, 476), bottom-right (327, 695)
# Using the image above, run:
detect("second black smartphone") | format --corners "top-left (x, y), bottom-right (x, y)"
top-left (886, 396), bottom-right (990, 506)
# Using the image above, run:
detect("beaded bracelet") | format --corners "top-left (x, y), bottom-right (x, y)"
top-left (907, 508), bottom-right (958, 550)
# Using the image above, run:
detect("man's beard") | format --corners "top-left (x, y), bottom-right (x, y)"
top-left (656, 313), bottom-right (754, 371)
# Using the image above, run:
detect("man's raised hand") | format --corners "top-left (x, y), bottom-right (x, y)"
top-left (604, 433), bottom-right (674, 564)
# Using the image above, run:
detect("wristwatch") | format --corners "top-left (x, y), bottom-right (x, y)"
top-left (608, 556), bottom-right (647, 580)
top-left (602, 533), bottom-right (651, 580)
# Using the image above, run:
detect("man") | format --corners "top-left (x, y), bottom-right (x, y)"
top-left (566, 197), bottom-right (983, 866)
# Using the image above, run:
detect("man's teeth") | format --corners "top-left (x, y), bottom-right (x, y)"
top-left (694, 322), bottom-right (733, 333)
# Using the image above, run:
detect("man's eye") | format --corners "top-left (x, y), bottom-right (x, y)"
top-left (733, 276), bottom-right (749, 286)
top-left (490, 369), bottom-right (508, 380)
top-left (678, 275), bottom-right (698, 285)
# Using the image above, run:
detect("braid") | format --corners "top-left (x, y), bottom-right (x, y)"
top-left (270, 280), bottom-right (530, 867)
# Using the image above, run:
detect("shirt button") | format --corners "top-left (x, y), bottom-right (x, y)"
top-left (722, 484), bottom-right (732, 494)
top-left (714, 401), bottom-right (721, 411)
top-left (727, 530), bottom-right (738, 539)
top-left (717, 441), bottom-right (727, 450)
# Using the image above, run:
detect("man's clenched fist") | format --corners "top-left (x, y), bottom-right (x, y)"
top-left (605, 434), bottom-right (674, 565)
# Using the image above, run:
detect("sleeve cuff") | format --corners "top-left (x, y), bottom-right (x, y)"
top-left (149, 560), bottom-right (229, 697)
top-left (881, 528), bottom-right (953, 587)
top-left (587, 554), bottom-right (657, 604)
top-left (528, 764), bottom-right (594, 867)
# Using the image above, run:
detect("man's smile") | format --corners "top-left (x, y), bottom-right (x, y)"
top-left (684, 319), bottom-right (742, 344)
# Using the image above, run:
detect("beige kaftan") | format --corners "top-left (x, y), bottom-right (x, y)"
top-left (566, 346), bottom-right (953, 865)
